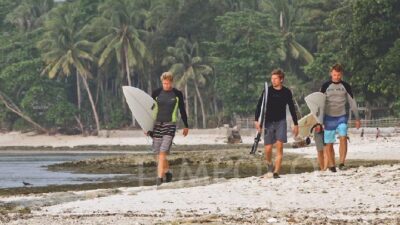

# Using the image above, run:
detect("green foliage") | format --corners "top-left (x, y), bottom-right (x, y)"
top-left (12, 118), bottom-right (31, 131)
top-left (1, 0), bottom-right (400, 131)
top-left (108, 106), bottom-right (127, 129)
top-left (46, 101), bottom-right (77, 127)
top-left (20, 84), bottom-right (76, 127)
top-left (209, 10), bottom-right (280, 116)
top-left (5, 0), bottom-right (54, 31)
top-left (303, 52), bottom-right (339, 86)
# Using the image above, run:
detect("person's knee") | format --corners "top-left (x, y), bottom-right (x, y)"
top-left (265, 144), bottom-right (273, 151)
top-left (159, 152), bottom-right (167, 159)
top-left (324, 143), bottom-right (332, 150)
top-left (275, 140), bottom-right (284, 147)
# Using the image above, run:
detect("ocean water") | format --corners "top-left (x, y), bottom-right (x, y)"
top-left (0, 152), bottom-right (125, 188)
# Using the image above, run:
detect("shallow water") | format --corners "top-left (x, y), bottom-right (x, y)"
top-left (0, 152), bottom-right (126, 188)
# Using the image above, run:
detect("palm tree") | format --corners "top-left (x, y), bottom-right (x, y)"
top-left (162, 37), bottom-right (213, 128)
top-left (91, 0), bottom-right (149, 87)
top-left (87, 0), bottom-right (150, 126)
top-left (133, 0), bottom-right (172, 93)
top-left (261, 0), bottom-right (314, 72)
top-left (38, 4), bottom-right (100, 135)
top-left (5, 0), bottom-right (54, 31)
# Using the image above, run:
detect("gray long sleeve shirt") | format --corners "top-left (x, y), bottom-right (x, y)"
top-left (320, 80), bottom-right (360, 120)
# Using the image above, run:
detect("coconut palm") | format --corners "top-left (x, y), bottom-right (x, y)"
top-left (38, 4), bottom-right (100, 135)
top-left (163, 37), bottom-right (213, 128)
top-left (5, 0), bottom-right (54, 31)
top-left (261, 0), bottom-right (314, 72)
top-left (90, 0), bottom-right (149, 87)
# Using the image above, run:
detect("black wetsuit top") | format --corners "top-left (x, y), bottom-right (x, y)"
top-left (255, 86), bottom-right (298, 125)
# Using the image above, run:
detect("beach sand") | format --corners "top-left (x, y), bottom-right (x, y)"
top-left (1, 128), bottom-right (399, 224)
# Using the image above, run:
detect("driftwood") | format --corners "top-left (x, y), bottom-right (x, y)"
top-left (0, 91), bottom-right (48, 134)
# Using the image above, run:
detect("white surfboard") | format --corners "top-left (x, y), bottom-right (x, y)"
top-left (304, 92), bottom-right (326, 124)
top-left (297, 113), bottom-right (318, 138)
top-left (122, 86), bottom-right (156, 132)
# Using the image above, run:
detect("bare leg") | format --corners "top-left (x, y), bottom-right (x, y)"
top-left (323, 146), bottom-right (329, 171)
top-left (330, 144), bottom-right (336, 167)
top-left (264, 144), bottom-right (273, 164)
top-left (158, 152), bottom-right (167, 178)
top-left (324, 144), bottom-right (335, 168)
top-left (274, 141), bottom-right (284, 173)
top-left (317, 151), bottom-right (324, 170)
top-left (163, 158), bottom-right (169, 174)
top-left (339, 136), bottom-right (348, 165)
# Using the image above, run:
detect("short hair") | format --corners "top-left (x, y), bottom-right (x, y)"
top-left (331, 63), bottom-right (343, 73)
top-left (271, 69), bottom-right (285, 80)
top-left (160, 72), bottom-right (173, 82)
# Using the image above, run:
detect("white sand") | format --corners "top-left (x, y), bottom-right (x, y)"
top-left (285, 135), bottom-right (400, 160)
top-left (0, 129), bottom-right (229, 147)
top-left (1, 129), bottom-right (400, 224)
top-left (2, 164), bottom-right (399, 224)
top-left (1, 128), bottom-right (399, 161)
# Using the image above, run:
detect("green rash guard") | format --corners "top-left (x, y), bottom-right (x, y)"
top-left (151, 88), bottom-right (189, 128)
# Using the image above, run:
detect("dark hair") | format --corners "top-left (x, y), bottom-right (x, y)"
top-left (331, 63), bottom-right (343, 73)
top-left (271, 69), bottom-right (285, 80)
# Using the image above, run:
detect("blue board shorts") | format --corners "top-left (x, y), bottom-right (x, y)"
top-left (264, 119), bottom-right (287, 145)
top-left (323, 115), bottom-right (348, 144)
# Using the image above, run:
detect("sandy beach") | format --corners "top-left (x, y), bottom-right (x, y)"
top-left (1, 128), bottom-right (399, 224)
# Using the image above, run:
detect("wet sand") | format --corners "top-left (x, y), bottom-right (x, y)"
top-left (1, 130), bottom-right (400, 224)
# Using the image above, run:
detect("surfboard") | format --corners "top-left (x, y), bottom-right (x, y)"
top-left (250, 82), bottom-right (268, 155)
top-left (304, 92), bottom-right (326, 124)
top-left (297, 113), bottom-right (318, 138)
top-left (122, 86), bottom-right (156, 133)
top-left (292, 92), bottom-right (325, 148)
top-left (295, 92), bottom-right (326, 149)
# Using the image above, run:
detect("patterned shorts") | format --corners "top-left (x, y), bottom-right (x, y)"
top-left (152, 122), bottom-right (176, 153)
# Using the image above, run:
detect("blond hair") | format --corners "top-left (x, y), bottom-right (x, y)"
top-left (160, 72), bottom-right (173, 82)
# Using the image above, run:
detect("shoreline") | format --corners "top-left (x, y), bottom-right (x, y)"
top-left (1, 127), bottom-right (395, 148)
top-left (0, 144), bottom-right (252, 152)
top-left (1, 163), bottom-right (399, 224)
top-left (1, 130), bottom-right (400, 224)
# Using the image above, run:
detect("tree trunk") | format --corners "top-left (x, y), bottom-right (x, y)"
top-left (194, 93), bottom-right (198, 128)
top-left (74, 115), bottom-right (84, 135)
top-left (95, 77), bottom-right (100, 106)
top-left (0, 92), bottom-right (48, 134)
top-left (124, 44), bottom-right (136, 127)
top-left (80, 75), bottom-right (100, 135)
top-left (213, 96), bottom-right (219, 127)
top-left (147, 68), bottom-right (153, 94)
top-left (100, 79), bottom-right (108, 124)
top-left (124, 45), bottom-right (132, 86)
top-left (184, 84), bottom-right (189, 118)
top-left (366, 101), bottom-right (372, 120)
top-left (194, 80), bottom-right (206, 128)
top-left (76, 70), bottom-right (81, 111)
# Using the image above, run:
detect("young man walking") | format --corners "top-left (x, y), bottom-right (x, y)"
top-left (255, 69), bottom-right (299, 178)
top-left (321, 64), bottom-right (361, 172)
top-left (151, 72), bottom-right (189, 185)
